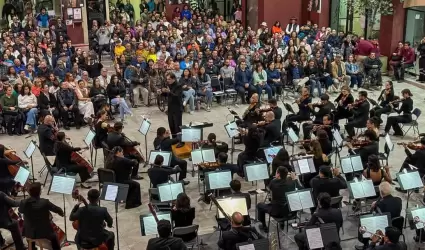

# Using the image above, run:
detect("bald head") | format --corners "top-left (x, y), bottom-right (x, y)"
top-left (265, 111), bottom-right (275, 121)
top-left (231, 212), bottom-right (244, 227)
top-left (250, 93), bottom-right (259, 103)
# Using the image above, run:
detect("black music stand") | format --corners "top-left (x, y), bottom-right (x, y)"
top-left (139, 212), bottom-right (172, 236)
top-left (138, 118), bottom-right (151, 167)
top-left (236, 238), bottom-right (270, 249)
top-left (359, 213), bottom-right (390, 239)
top-left (397, 170), bottom-right (423, 227)
top-left (100, 182), bottom-right (129, 250)
top-left (50, 174), bottom-right (76, 247)
top-left (83, 130), bottom-right (96, 168)
top-left (14, 167), bottom-right (30, 198)
top-left (291, 156), bottom-right (316, 175)
top-left (23, 140), bottom-right (37, 182)
top-left (340, 155), bottom-right (363, 174)
top-left (224, 120), bottom-right (242, 164)
top-left (157, 181), bottom-right (185, 203)
top-left (305, 223), bottom-right (340, 250)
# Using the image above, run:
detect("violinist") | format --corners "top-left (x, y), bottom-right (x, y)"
top-left (106, 146), bottom-right (142, 209)
top-left (346, 129), bottom-right (379, 179)
top-left (302, 94), bottom-right (334, 140)
top-left (0, 145), bottom-right (22, 194)
top-left (93, 110), bottom-right (109, 149)
top-left (267, 98), bottom-right (282, 120)
top-left (106, 122), bottom-right (143, 180)
top-left (257, 111), bottom-right (281, 147)
top-left (237, 126), bottom-right (263, 174)
top-left (381, 88), bottom-right (413, 137)
top-left (201, 133), bottom-right (229, 158)
top-left (333, 85), bottom-right (354, 130)
top-left (238, 93), bottom-right (261, 127)
top-left (69, 189), bottom-right (115, 250)
top-left (369, 81), bottom-right (395, 125)
top-left (148, 155), bottom-right (181, 188)
top-left (0, 191), bottom-right (24, 250)
top-left (19, 182), bottom-right (64, 250)
top-left (37, 115), bottom-right (57, 156)
top-left (396, 137), bottom-right (425, 184)
top-left (171, 193), bottom-right (196, 242)
top-left (54, 132), bottom-right (92, 188)
top-left (345, 91), bottom-right (370, 140)
top-left (282, 87), bottom-right (312, 135)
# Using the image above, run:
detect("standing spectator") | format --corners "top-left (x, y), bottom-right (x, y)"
top-left (418, 37), bottom-right (425, 83)
top-left (36, 8), bottom-right (50, 30)
top-left (394, 42), bottom-right (415, 82)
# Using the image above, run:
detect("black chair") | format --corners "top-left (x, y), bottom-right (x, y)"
top-left (42, 153), bottom-right (66, 195)
top-left (97, 168), bottom-right (116, 190)
top-left (391, 216), bottom-right (406, 242)
top-left (330, 196), bottom-right (344, 234)
top-left (101, 141), bottom-right (112, 167)
top-left (400, 108), bottom-right (421, 138)
top-left (267, 211), bottom-right (298, 249)
top-left (378, 142), bottom-right (392, 166)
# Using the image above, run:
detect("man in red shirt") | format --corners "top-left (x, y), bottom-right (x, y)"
top-left (394, 42), bottom-right (415, 82)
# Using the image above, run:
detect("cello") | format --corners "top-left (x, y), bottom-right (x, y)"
top-left (68, 139), bottom-right (94, 174)
top-left (122, 133), bottom-right (145, 163)
top-left (4, 146), bottom-right (31, 192)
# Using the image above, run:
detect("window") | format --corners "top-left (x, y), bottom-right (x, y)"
top-left (405, 7), bottom-right (425, 46)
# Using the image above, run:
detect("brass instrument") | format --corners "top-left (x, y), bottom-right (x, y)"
top-left (358, 226), bottom-right (384, 240)
top-left (270, 232), bottom-right (278, 250)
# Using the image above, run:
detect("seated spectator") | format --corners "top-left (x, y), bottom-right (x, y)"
top-left (180, 69), bottom-right (196, 114)
top-left (346, 54), bottom-right (363, 90)
top-left (0, 86), bottom-right (23, 135)
top-left (331, 54), bottom-right (350, 90)
top-left (266, 61), bottom-right (283, 97)
top-left (38, 84), bottom-right (60, 121)
top-left (253, 63), bottom-right (272, 101)
top-left (58, 82), bottom-right (81, 130)
top-left (363, 52), bottom-right (382, 86)
top-left (196, 66), bottom-right (213, 111)
top-left (389, 42), bottom-right (403, 79)
top-left (318, 56), bottom-right (333, 93)
top-left (18, 84), bottom-right (38, 132)
top-left (287, 59), bottom-right (309, 92)
top-left (304, 59), bottom-right (322, 97)
top-left (106, 75), bottom-right (132, 122)
top-left (394, 42), bottom-right (415, 82)
top-left (75, 80), bottom-right (95, 125)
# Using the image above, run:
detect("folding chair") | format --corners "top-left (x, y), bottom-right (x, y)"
top-left (223, 78), bottom-right (237, 105)
top-left (211, 75), bottom-right (225, 105)
top-left (172, 225), bottom-right (200, 249)
top-left (378, 142), bottom-right (392, 166)
top-left (97, 168), bottom-right (116, 190)
top-left (391, 216), bottom-right (406, 242)
top-left (330, 196), bottom-right (344, 234)
top-left (400, 108), bottom-right (421, 138)
top-left (41, 153), bottom-right (65, 195)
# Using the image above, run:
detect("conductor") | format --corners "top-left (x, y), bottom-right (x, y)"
top-left (163, 72), bottom-right (183, 138)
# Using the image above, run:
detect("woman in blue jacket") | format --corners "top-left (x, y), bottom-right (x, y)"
top-left (266, 61), bottom-right (282, 97)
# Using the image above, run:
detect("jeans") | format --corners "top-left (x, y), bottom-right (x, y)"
top-left (197, 89), bottom-right (213, 105)
top-left (25, 108), bottom-right (38, 128)
top-left (183, 88), bottom-right (196, 111)
top-left (270, 81), bottom-right (283, 96)
top-left (308, 79), bottom-right (322, 96)
top-left (349, 74), bottom-right (363, 88)
top-left (255, 83), bottom-right (273, 100)
top-left (320, 75), bottom-right (333, 89)
top-left (111, 98), bottom-right (132, 120)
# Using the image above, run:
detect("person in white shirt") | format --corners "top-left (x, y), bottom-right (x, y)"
top-left (285, 17), bottom-right (300, 35)
top-left (97, 69), bottom-right (111, 88)
top-left (156, 45), bottom-right (170, 59)
top-left (18, 84), bottom-right (38, 131)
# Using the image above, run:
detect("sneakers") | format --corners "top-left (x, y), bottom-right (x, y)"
top-left (353, 85), bottom-right (358, 91)
top-left (24, 125), bottom-right (29, 131)
top-left (206, 105), bottom-right (211, 112)
top-left (183, 100), bottom-right (187, 107)
top-left (189, 111), bottom-right (194, 115)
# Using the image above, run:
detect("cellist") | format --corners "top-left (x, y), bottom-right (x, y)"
top-left (0, 144), bottom-right (24, 195)
top-left (0, 190), bottom-right (24, 249)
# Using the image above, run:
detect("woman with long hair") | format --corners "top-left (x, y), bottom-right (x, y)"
top-left (253, 63), bottom-right (272, 101)
top-left (106, 75), bottom-right (133, 122)
top-left (18, 84), bottom-right (38, 132)
top-left (196, 66), bottom-right (213, 111)
top-left (75, 80), bottom-right (95, 125)
top-left (180, 68), bottom-right (196, 114)
top-left (171, 193), bottom-right (196, 241)
top-left (346, 54), bottom-right (362, 90)
top-left (89, 78), bottom-right (108, 114)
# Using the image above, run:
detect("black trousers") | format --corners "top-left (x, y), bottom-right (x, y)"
top-left (384, 115), bottom-right (411, 135)
top-left (66, 164), bottom-right (91, 182)
top-left (171, 156), bottom-right (187, 180)
top-left (168, 110), bottom-right (182, 138)
top-left (283, 113), bottom-right (310, 135)
top-left (394, 63), bottom-right (414, 80)
top-left (121, 179), bottom-right (142, 209)
top-left (0, 220), bottom-right (25, 250)
top-left (257, 203), bottom-right (272, 227)
top-left (369, 106), bottom-right (392, 123)
top-left (98, 44), bottom-right (110, 62)
top-left (40, 108), bottom-right (60, 121)
top-left (30, 233), bottom-right (60, 250)
top-left (294, 231), bottom-right (308, 250)
top-left (345, 118), bottom-right (367, 138)
top-left (76, 229), bottom-right (115, 250)
top-left (4, 112), bottom-right (23, 135)
top-left (419, 56), bottom-right (425, 81)
top-left (60, 105), bottom-right (81, 126)
top-left (236, 85), bottom-right (257, 104)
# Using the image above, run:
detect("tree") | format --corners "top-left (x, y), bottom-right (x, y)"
top-left (352, 0), bottom-right (394, 38)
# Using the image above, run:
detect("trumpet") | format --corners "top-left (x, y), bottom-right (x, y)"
top-left (359, 226), bottom-right (384, 240)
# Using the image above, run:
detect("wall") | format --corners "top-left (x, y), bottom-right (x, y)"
top-left (379, 0), bottom-right (406, 57)
top-left (256, 0), bottom-right (302, 30)
top-left (305, 0), bottom-right (330, 27)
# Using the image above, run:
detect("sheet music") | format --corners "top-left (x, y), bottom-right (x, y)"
top-left (307, 157), bottom-right (316, 173)
top-left (350, 182), bottom-right (365, 199)
top-left (181, 128), bottom-right (201, 142)
top-left (399, 171), bottom-right (423, 190)
top-left (202, 149), bottom-right (216, 163)
top-left (169, 182), bottom-right (184, 200)
top-left (287, 128), bottom-right (299, 142)
top-left (362, 180), bottom-right (377, 198)
top-left (51, 175), bottom-right (75, 194)
top-left (292, 160), bottom-right (300, 174)
top-left (24, 141), bottom-right (36, 158)
top-left (84, 130), bottom-right (96, 146)
top-left (287, 192), bottom-right (303, 211)
top-left (14, 167), bottom-right (30, 185)
top-left (191, 150), bottom-right (203, 165)
top-left (105, 185), bottom-right (118, 201)
top-left (385, 134), bottom-right (394, 151)
top-left (298, 190), bottom-right (314, 209)
top-left (351, 155), bottom-right (364, 172)
top-left (298, 158), bottom-right (310, 174)
top-left (333, 129), bottom-right (343, 146)
top-left (264, 146), bottom-right (283, 163)
top-left (225, 122), bottom-right (239, 138)
top-left (306, 227), bottom-right (324, 249)
top-left (208, 171), bottom-right (232, 190)
top-left (412, 208), bottom-right (425, 229)
top-left (238, 244), bottom-right (255, 250)
top-left (360, 215), bottom-right (388, 238)
top-left (245, 163), bottom-right (269, 181)
top-left (217, 198), bottom-right (248, 218)
top-left (143, 213), bottom-right (171, 235)
top-left (341, 157), bottom-right (353, 173)
top-left (158, 184), bottom-right (173, 202)
top-left (149, 151), bottom-right (171, 166)
top-left (138, 119), bottom-right (150, 135)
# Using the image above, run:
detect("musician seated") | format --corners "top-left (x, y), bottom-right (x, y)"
top-left (19, 182), bottom-right (64, 250)
top-left (363, 155), bottom-right (393, 187)
top-left (258, 111), bottom-right (281, 147)
top-left (69, 189), bottom-right (115, 250)
top-left (236, 126), bottom-right (263, 174)
top-left (171, 193), bottom-right (196, 242)
top-left (37, 115), bottom-right (57, 156)
top-left (107, 122), bottom-right (143, 180)
top-left (282, 87), bottom-right (312, 136)
top-left (93, 110), bottom-right (109, 149)
top-left (317, 129), bottom-right (333, 155)
top-left (236, 93), bottom-right (261, 128)
top-left (270, 148), bottom-right (292, 178)
top-left (333, 85), bottom-right (354, 130)
top-left (217, 152), bottom-right (239, 177)
top-left (54, 132), bottom-right (92, 188)
top-left (0, 145), bottom-right (23, 195)
top-left (395, 137), bottom-right (425, 190)
top-left (146, 220), bottom-right (187, 250)
top-left (363, 226), bottom-right (406, 250)
top-left (347, 130), bottom-right (379, 170)
top-left (106, 146), bottom-right (142, 209)
top-left (267, 98), bottom-right (282, 120)
top-left (148, 155), bottom-right (181, 188)
top-left (381, 89), bottom-right (413, 137)
top-left (201, 133), bottom-right (229, 158)
top-left (369, 81), bottom-right (395, 125)
top-left (345, 91), bottom-right (370, 140)
top-left (217, 212), bottom-right (259, 250)
top-left (0, 191), bottom-right (24, 250)
top-left (356, 182), bottom-right (402, 250)
top-left (294, 193), bottom-right (343, 250)
top-left (257, 166), bottom-right (302, 232)
top-left (153, 127), bottom-right (189, 185)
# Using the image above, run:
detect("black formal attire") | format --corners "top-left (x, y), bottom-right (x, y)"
top-left (418, 43), bottom-right (425, 82)
top-left (257, 177), bottom-right (302, 227)
top-left (153, 136), bottom-right (188, 180)
top-left (237, 102), bottom-right (261, 127)
top-left (217, 226), bottom-right (258, 250)
top-left (148, 166), bottom-right (179, 188)
top-left (333, 93), bottom-right (354, 130)
top-left (369, 89), bottom-right (395, 124)
top-left (93, 120), bottom-right (109, 149)
top-left (237, 130), bottom-right (263, 173)
top-left (384, 97), bottom-right (413, 136)
top-left (0, 192), bottom-right (24, 250)
top-left (366, 242), bottom-right (407, 250)
top-left (146, 236), bottom-right (187, 250)
top-left (310, 175), bottom-right (347, 211)
top-left (69, 203), bottom-right (115, 250)
top-left (294, 207), bottom-right (343, 250)
top-left (398, 147), bottom-right (425, 177)
top-left (319, 138), bottom-right (333, 155)
top-left (272, 106), bottom-right (283, 120)
top-left (171, 208), bottom-right (196, 241)
top-left (217, 191), bottom-right (252, 230)
top-left (345, 100), bottom-right (370, 138)
top-left (57, 88), bottom-right (81, 127)
top-left (37, 124), bottom-right (56, 156)
top-left (349, 141), bottom-right (379, 169)
top-left (107, 131), bottom-right (140, 177)
top-left (0, 152), bottom-right (20, 194)
top-left (89, 86), bottom-right (107, 114)
top-left (107, 156), bottom-right (142, 209)
top-left (282, 96), bottom-right (312, 135)
top-left (261, 119), bottom-right (281, 147)
top-left (166, 81), bottom-right (184, 137)
top-left (19, 196), bottom-right (64, 250)
top-left (302, 102), bottom-right (334, 140)
top-left (201, 142), bottom-right (229, 158)
top-left (37, 92), bottom-right (60, 120)
top-left (54, 141), bottom-right (91, 182)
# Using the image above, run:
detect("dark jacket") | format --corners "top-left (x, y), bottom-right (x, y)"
top-left (146, 236), bottom-right (187, 250)
top-left (310, 175), bottom-right (347, 201)
top-left (269, 178), bottom-right (302, 217)
top-left (38, 92), bottom-right (58, 110)
top-left (37, 124), bottom-right (56, 156)
top-left (405, 148), bottom-right (425, 176)
top-left (107, 155), bottom-right (137, 183)
top-left (375, 194), bottom-right (402, 219)
top-left (261, 119), bottom-right (281, 147)
top-left (147, 166), bottom-right (178, 188)
top-left (166, 81), bottom-right (184, 113)
top-left (218, 226), bottom-right (257, 250)
top-left (107, 131), bottom-right (138, 150)
top-left (106, 82), bottom-right (126, 99)
top-left (54, 141), bottom-right (81, 168)
top-left (0, 191), bottom-right (19, 226)
top-left (309, 207), bottom-right (343, 230)
top-left (287, 65), bottom-right (305, 83)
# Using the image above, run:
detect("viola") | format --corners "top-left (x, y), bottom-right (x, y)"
top-left (71, 151), bottom-right (94, 174)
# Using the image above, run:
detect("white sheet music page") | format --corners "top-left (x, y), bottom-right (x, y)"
top-left (24, 142), bottom-right (36, 158)
top-left (143, 216), bottom-right (158, 235)
top-left (385, 134), bottom-right (393, 151)
top-left (202, 149), bottom-right (216, 163)
top-left (350, 182), bottom-right (365, 199)
top-left (298, 158), bottom-right (310, 174)
top-left (399, 171), bottom-right (422, 190)
top-left (209, 171), bottom-right (231, 190)
top-left (170, 183), bottom-right (184, 200)
top-left (105, 185), bottom-right (118, 201)
top-left (298, 190), bottom-right (314, 209)
top-left (51, 175), bottom-right (75, 194)
top-left (217, 198), bottom-right (248, 218)
top-left (14, 167), bottom-right (30, 185)
top-left (306, 227), bottom-right (324, 249)
top-left (411, 209), bottom-right (425, 229)
top-left (333, 129), bottom-right (343, 146)
top-left (246, 164), bottom-right (269, 181)
top-left (238, 244), bottom-right (255, 250)
top-left (287, 192), bottom-right (302, 211)
top-left (287, 128), bottom-right (299, 142)
top-left (225, 122), bottom-right (239, 138)
top-left (351, 156), bottom-right (364, 172)
top-left (361, 180), bottom-right (377, 198)
top-left (158, 184), bottom-right (173, 202)
top-left (191, 150), bottom-right (204, 165)
top-left (341, 157), bottom-right (353, 173)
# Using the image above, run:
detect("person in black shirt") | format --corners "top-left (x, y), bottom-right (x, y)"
top-left (345, 91), bottom-right (370, 140)
top-left (0, 145), bottom-right (25, 194)
top-left (217, 212), bottom-right (258, 250)
top-left (303, 94), bottom-right (334, 140)
top-left (93, 110), bottom-right (109, 149)
top-left (333, 85), bottom-right (354, 130)
top-left (282, 87), bottom-right (312, 135)
top-left (257, 166), bottom-right (302, 232)
top-left (163, 72), bottom-right (183, 138)
top-left (317, 129), bottom-right (333, 155)
top-left (69, 189), bottom-right (115, 250)
top-left (0, 191), bottom-right (24, 250)
top-left (38, 84), bottom-right (59, 121)
top-left (37, 115), bottom-right (57, 156)
top-left (217, 152), bottom-right (238, 176)
top-left (57, 81), bottom-right (81, 130)
top-left (266, 98), bottom-right (282, 120)
top-left (382, 88), bottom-right (413, 137)
top-left (147, 154), bottom-right (180, 188)
top-left (369, 81), bottom-right (395, 125)
top-left (106, 146), bottom-right (142, 209)
top-left (171, 193), bottom-right (196, 242)
top-left (153, 127), bottom-right (189, 185)
top-left (270, 148), bottom-right (292, 176)
top-left (364, 226), bottom-right (406, 250)
top-left (258, 111), bottom-right (281, 147)
top-left (310, 166), bottom-right (347, 210)
top-left (237, 126), bottom-right (263, 174)
top-left (146, 220), bottom-right (187, 250)
top-left (295, 193), bottom-right (343, 250)
top-left (201, 133), bottom-right (229, 158)
top-left (347, 130), bottom-right (379, 170)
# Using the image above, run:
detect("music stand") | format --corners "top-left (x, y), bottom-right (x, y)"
top-left (224, 121), bottom-right (241, 164)
top-left (138, 118), bottom-right (151, 167)
top-left (14, 167), bottom-right (30, 198)
top-left (347, 178), bottom-right (376, 199)
top-left (181, 128), bottom-right (202, 142)
top-left (332, 129), bottom-right (343, 166)
top-left (84, 130), bottom-right (96, 167)
top-left (100, 182), bottom-right (129, 250)
top-left (205, 170), bottom-right (232, 191)
top-left (291, 156), bottom-right (316, 175)
top-left (263, 146), bottom-right (283, 164)
top-left (340, 155), bottom-right (363, 174)
top-left (157, 182), bottom-right (185, 202)
top-left (408, 206), bottom-right (425, 229)
top-left (397, 170), bottom-right (423, 227)
top-left (23, 140), bottom-right (37, 182)
top-left (286, 189), bottom-right (315, 212)
top-left (244, 163), bottom-right (268, 220)
top-left (305, 223), bottom-right (340, 250)
top-left (384, 134), bottom-right (394, 152)
top-left (139, 212), bottom-right (172, 236)
top-left (359, 213), bottom-right (390, 239)
top-left (50, 174), bottom-right (76, 246)
top-left (148, 150), bottom-right (172, 167)
top-left (216, 197), bottom-right (248, 219)
top-left (286, 128), bottom-right (299, 155)
top-left (236, 239), bottom-right (270, 249)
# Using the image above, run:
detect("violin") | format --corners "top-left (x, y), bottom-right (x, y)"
top-left (349, 98), bottom-right (366, 109)
top-left (351, 139), bottom-right (373, 147)
top-left (397, 142), bottom-right (425, 150)
top-left (198, 162), bottom-right (221, 169)
top-left (293, 94), bottom-right (309, 104)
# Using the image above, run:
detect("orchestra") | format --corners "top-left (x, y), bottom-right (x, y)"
top-left (282, 87), bottom-right (312, 135)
